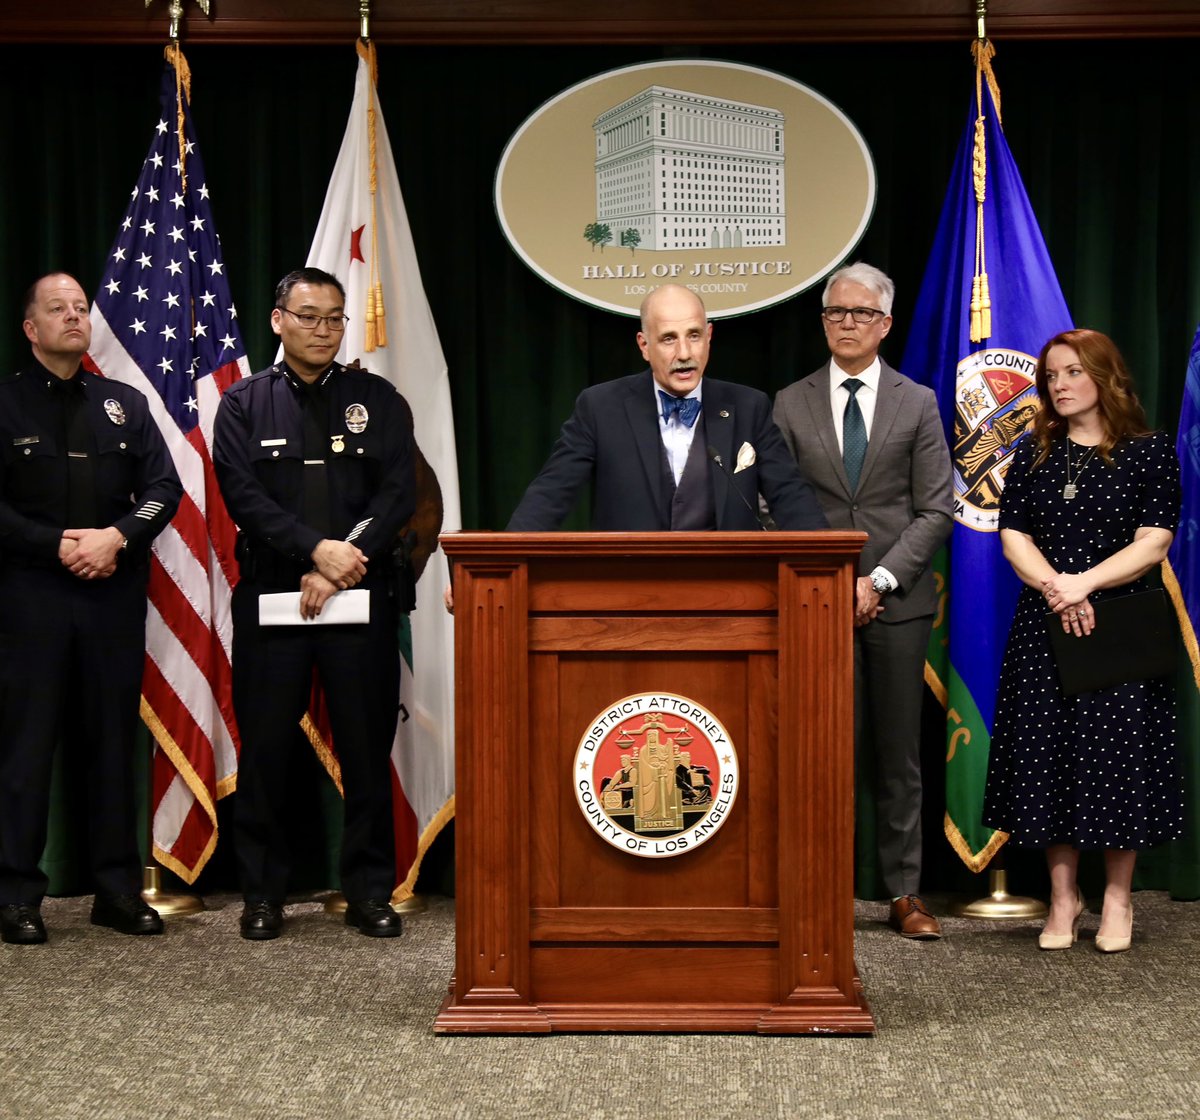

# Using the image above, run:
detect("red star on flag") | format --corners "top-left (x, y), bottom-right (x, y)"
top-left (350, 224), bottom-right (366, 263)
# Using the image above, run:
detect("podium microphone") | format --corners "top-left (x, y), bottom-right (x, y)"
top-left (707, 445), bottom-right (766, 529)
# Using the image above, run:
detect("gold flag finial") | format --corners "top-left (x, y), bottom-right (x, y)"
top-left (975, 0), bottom-right (987, 41)
top-left (360, 0), bottom-right (371, 42)
top-left (145, 0), bottom-right (211, 43)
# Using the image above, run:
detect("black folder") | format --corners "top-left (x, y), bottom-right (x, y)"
top-left (1045, 589), bottom-right (1178, 696)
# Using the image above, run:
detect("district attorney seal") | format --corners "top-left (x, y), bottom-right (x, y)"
top-left (573, 692), bottom-right (740, 858)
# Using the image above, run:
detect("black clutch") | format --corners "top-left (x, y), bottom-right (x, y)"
top-left (1045, 588), bottom-right (1179, 696)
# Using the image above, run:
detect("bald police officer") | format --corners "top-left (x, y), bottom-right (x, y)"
top-left (0, 273), bottom-right (182, 944)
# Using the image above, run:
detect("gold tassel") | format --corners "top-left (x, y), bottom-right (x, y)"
top-left (364, 289), bottom-right (377, 353)
top-left (373, 282), bottom-right (387, 349)
top-left (968, 37), bottom-right (1001, 344)
top-left (978, 273), bottom-right (992, 339)
top-left (164, 43), bottom-right (192, 192)
top-left (357, 38), bottom-right (389, 352)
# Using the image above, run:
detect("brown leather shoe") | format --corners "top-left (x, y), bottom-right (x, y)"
top-left (889, 894), bottom-right (942, 940)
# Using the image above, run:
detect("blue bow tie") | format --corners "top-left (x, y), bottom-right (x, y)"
top-left (658, 390), bottom-right (702, 428)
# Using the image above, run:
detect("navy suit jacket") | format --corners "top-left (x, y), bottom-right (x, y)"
top-left (507, 370), bottom-right (827, 531)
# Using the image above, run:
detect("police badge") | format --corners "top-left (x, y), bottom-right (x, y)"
top-left (345, 404), bottom-right (368, 434)
top-left (103, 399), bottom-right (127, 426)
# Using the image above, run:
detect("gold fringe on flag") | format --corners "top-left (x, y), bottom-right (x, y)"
top-left (357, 39), bottom-right (389, 354)
top-left (1163, 561), bottom-right (1200, 694)
top-left (164, 43), bottom-right (192, 192)
top-left (969, 38), bottom-right (1001, 343)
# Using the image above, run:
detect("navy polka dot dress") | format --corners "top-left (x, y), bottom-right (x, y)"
top-left (983, 431), bottom-right (1184, 849)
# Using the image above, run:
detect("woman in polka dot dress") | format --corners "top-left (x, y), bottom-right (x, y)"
top-left (983, 328), bottom-right (1183, 954)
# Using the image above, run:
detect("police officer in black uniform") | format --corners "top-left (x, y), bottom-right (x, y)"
top-left (213, 267), bottom-right (416, 941)
top-left (0, 273), bottom-right (182, 945)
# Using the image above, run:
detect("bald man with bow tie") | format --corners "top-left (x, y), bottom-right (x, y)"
top-left (507, 285), bottom-right (826, 533)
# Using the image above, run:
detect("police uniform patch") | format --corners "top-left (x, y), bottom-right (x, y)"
top-left (345, 404), bottom-right (368, 434)
top-left (104, 399), bottom-right (127, 426)
top-left (573, 692), bottom-right (739, 859)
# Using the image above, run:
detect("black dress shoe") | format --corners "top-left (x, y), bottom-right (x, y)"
top-left (240, 900), bottom-right (284, 941)
top-left (1, 903), bottom-right (47, 945)
top-left (344, 898), bottom-right (402, 938)
top-left (91, 893), bottom-right (165, 936)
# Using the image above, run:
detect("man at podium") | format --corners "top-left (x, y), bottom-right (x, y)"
top-left (506, 285), bottom-right (826, 532)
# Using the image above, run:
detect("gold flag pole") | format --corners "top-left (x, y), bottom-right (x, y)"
top-left (137, 0), bottom-right (212, 919)
top-left (950, 2), bottom-right (1045, 922)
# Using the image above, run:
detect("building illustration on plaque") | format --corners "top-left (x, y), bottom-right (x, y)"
top-left (591, 85), bottom-right (786, 253)
top-left (598, 713), bottom-right (715, 833)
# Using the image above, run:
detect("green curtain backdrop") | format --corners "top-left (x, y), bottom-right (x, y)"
top-left (2, 39), bottom-right (1196, 898)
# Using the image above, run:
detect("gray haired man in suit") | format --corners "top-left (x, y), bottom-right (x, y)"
top-left (773, 262), bottom-right (953, 938)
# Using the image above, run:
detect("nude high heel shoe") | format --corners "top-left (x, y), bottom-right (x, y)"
top-left (1038, 888), bottom-right (1085, 951)
top-left (1095, 904), bottom-right (1133, 953)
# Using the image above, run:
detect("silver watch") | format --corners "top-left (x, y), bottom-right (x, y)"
top-left (869, 571), bottom-right (890, 596)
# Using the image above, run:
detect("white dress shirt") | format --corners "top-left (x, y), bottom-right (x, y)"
top-left (656, 385), bottom-right (703, 485)
top-left (828, 357), bottom-right (897, 593)
top-left (828, 356), bottom-right (881, 452)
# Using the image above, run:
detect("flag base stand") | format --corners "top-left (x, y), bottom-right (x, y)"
top-left (141, 864), bottom-right (205, 918)
top-left (949, 868), bottom-right (1047, 920)
top-left (323, 892), bottom-right (426, 916)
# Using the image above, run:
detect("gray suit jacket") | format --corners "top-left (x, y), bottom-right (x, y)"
top-left (772, 360), bottom-right (953, 621)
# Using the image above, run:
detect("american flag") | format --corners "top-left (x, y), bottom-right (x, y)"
top-left (85, 58), bottom-right (248, 883)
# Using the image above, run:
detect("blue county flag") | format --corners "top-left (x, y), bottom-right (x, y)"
top-left (1166, 330), bottom-right (1200, 691)
top-left (299, 41), bottom-right (460, 900)
top-left (86, 47), bottom-right (249, 881)
top-left (1155, 328), bottom-right (1200, 897)
top-left (899, 43), bottom-right (1073, 871)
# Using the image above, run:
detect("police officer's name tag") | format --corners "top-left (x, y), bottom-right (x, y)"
top-left (258, 589), bottom-right (370, 626)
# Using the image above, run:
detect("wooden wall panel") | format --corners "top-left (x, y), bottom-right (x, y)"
top-left (4, 1), bottom-right (1200, 45)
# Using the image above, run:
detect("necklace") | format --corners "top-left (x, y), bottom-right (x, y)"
top-left (1063, 441), bottom-right (1097, 500)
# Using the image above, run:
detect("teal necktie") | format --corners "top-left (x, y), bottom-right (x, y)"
top-left (842, 378), bottom-right (867, 491)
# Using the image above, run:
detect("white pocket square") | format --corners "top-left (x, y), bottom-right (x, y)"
top-left (733, 441), bottom-right (756, 474)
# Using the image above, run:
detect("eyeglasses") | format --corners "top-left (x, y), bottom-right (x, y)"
top-left (279, 307), bottom-right (349, 331)
top-left (822, 306), bottom-right (885, 324)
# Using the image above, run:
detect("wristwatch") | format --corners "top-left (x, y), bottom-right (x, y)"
top-left (869, 569), bottom-right (891, 596)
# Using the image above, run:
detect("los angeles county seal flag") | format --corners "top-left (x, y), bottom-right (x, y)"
top-left (900, 41), bottom-right (1073, 871)
top-left (1154, 327), bottom-right (1200, 895)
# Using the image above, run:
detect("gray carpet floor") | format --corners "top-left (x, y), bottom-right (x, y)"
top-left (2, 891), bottom-right (1197, 1119)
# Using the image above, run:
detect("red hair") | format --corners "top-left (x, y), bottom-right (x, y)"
top-left (1029, 328), bottom-right (1150, 466)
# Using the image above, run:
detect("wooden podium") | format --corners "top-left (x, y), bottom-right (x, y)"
top-left (434, 532), bottom-right (874, 1035)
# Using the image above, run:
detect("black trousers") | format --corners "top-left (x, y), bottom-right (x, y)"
top-left (230, 578), bottom-right (400, 905)
top-left (0, 566), bottom-right (147, 905)
top-left (854, 614), bottom-right (935, 899)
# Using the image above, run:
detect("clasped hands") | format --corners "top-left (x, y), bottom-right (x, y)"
top-left (301, 539), bottom-right (368, 620)
top-left (1042, 572), bottom-right (1095, 637)
top-left (60, 527), bottom-right (124, 580)
top-left (854, 576), bottom-right (884, 628)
